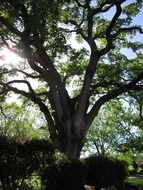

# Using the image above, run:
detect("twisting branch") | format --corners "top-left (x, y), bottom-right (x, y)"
top-left (86, 72), bottom-right (143, 128)
top-left (91, 0), bottom-right (113, 15)
top-left (0, 80), bottom-right (59, 145)
top-left (106, 2), bottom-right (122, 37)
top-left (112, 26), bottom-right (143, 39)
top-left (0, 68), bottom-right (41, 79)
top-left (99, 1), bottom-right (122, 56)
top-left (16, 0), bottom-right (71, 121)
top-left (32, 33), bottom-right (71, 118)
top-left (6, 80), bottom-right (36, 94)
top-left (14, 69), bottom-right (41, 79)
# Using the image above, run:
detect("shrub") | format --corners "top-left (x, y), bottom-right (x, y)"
top-left (41, 159), bottom-right (86, 190)
top-left (0, 136), bottom-right (55, 189)
top-left (84, 156), bottom-right (127, 190)
top-left (113, 159), bottom-right (128, 183)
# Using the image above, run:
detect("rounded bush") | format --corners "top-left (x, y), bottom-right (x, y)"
top-left (113, 159), bottom-right (127, 183)
top-left (41, 159), bottom-right (86, 190)
top-left (84, 156), bottom-right (127, 190)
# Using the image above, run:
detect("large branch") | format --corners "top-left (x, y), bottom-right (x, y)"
top-left (106, 2), bottom-right (122, 36)
top-left (6, 80), bottom-right (36, 94)
top-left (86, 72), bottom-right (143, 128)
top-left (92, 0), bottom-right (113, 15)
top-left (75, 1), bottom-right (125, 116)
top-left (33, 34), bottom-right (71, 117)
top-left (21, 37), bottom-right (66, 122)
top-left (112, 26), bottom-right (143, 39)
top-left (18, 1), bottom-right (71, 121)
top-left (99, 1), bottom-right (123, 56)
top-left (0, 16), bottom-right (21, 36)
top-left (76, 51), bottom-right (100, 116)
top-left (14, 69), bottom-right (41, 79)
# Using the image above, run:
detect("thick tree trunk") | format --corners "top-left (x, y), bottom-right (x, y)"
top-left (56, 117), bottom-right (87, 159)
top-left (63, 140), bottom-right (83, 159)
top-left (58, 132), bottom-right (86, 159)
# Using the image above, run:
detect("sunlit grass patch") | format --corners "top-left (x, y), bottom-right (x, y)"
top-left (127, 176), bottom-right (143, 186)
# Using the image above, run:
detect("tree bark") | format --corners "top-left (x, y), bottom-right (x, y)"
top-left (63, 140), bottom-right (83, 159)
top-left (56, 117), bottom-right (87, 159)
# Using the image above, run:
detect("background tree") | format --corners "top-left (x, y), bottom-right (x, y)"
top-left (0, 0), bottom-right (143, 158)
top-left (82, 100), bottom-right (143, 157)
top-left (0, 102), bottom-right (49, 141)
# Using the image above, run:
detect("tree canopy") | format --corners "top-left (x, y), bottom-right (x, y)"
top-left (82, 100), bottom-right (143, 157)
top-left (0, 0), bottom-right (143, 158)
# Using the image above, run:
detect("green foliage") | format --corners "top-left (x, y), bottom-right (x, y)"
top-left (0, 102), bottom-right (49, 140)
top-left (59, 48), bottom-right (88, 77)
top-left (0, 0), bottom-right (143, 161)
top-left (123, 3), bottom-right (141, 17)
top-left (127, 176), bottom-right (143, 186)
top-left (82, 100), bottom-right (141, 157)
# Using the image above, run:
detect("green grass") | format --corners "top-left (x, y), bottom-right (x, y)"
top-left (127, 176), bottom-right (143, 186)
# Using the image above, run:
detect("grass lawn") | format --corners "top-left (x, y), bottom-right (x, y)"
top-left (127, 176), bottom-right (143, 186)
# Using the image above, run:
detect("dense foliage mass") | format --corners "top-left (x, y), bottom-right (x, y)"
top-left (0, 136), bottom-right (54, 189)
top-left (84, 156), bottom-right (127, 190)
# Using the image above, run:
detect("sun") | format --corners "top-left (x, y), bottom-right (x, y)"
top-left (0, 47), bottom-right (22, 65)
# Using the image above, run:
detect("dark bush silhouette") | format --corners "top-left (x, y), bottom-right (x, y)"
top-left (0, 136), bottom-right (128, 190)
top-left (0, 135), bottom-right (54, 190)
top-left (41, 159), bottom-right (86, 190)
top-left (113, 159), bottom-right (128, 189)
top-left (84, 156), bottom-right (127, 190)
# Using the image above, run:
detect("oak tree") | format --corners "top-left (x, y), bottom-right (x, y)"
top-left (0, 0), bottom-right (143, 158)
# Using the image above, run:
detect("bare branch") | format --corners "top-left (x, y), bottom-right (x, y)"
top-left (14, 69), bottom-right (41, 79)
top-left (6, 80), bottom-right (36, 93)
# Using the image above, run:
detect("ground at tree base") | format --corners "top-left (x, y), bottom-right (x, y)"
top-left (84, 184), bottom-right (143, 190)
